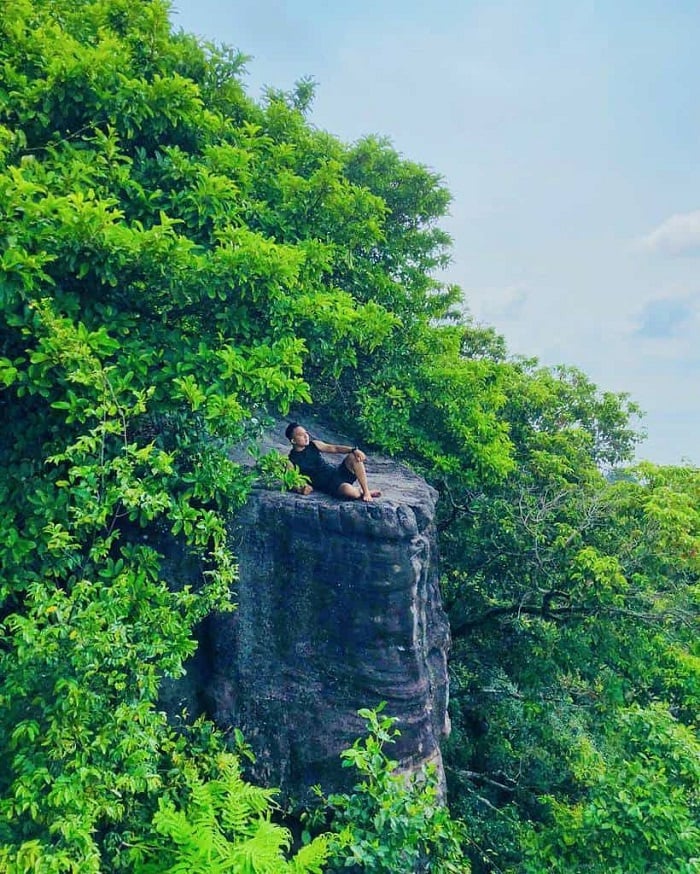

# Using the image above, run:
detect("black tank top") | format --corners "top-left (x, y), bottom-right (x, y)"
top-left (289, 440), bottom-right (329, 481)
top-left (289, 440), bottom-right (334, 486)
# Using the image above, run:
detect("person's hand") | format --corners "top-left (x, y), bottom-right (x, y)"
top-left (301, 484), bottom-right (313, 495)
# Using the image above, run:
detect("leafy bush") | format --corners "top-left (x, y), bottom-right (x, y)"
top-left (321, 707), bottom-right (469, 874)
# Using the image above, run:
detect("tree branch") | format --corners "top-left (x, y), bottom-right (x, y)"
top-left (446, 765), bottom-right (518, 794)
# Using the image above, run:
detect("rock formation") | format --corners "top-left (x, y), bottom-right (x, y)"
top-left (165, 423), bottom-right (451, 801)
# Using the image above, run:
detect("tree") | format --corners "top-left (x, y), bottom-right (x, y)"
top-left (0, 0), bottom-right (488, 868)
top-left (435, 361), bottom-right (699, 872)
top-left (0, 0), bottom-right (406, 868)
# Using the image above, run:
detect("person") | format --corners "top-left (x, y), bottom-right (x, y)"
top-left (285, 422), bottom-right (381, 502)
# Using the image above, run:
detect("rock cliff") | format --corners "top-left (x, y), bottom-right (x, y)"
top-left (165, 424), bottom-right (451, 801)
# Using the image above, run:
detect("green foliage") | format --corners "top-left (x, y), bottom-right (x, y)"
top-left (0, 0), bottom-right (426, 868)
top-left (0, 711), bottom-right (331, 873)
top-left (322, 707), bottom-right (469, 873)
top-left (0, 0), bottom-right (492, 869)
top-left (1, 1), bottom-right (697, 872)
top-left (131, 751), bottom-right (328, 874)
top-left (522, 705), bottom-right (700, 873)
top-left (354, 327), bottom-right (514, 484)
top-left (439, 392), bottom-right (699, 871)
top-left (253, 449), bottom-right (309, 492)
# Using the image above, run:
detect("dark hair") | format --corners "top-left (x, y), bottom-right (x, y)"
top-left (285, 421), bottom-right (300, 441)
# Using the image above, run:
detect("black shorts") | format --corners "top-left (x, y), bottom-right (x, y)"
top-left (313, 460), bottom-right (357, 496)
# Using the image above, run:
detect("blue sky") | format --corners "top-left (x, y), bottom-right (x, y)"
top-left (170, 0), bottom-right (699, 465)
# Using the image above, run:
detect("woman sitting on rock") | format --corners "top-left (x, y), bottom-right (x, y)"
top-left (285, 422), bottom-right (381, 502)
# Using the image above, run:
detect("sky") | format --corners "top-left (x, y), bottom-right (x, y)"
top-left (169, 0), bottom-right (700, 466)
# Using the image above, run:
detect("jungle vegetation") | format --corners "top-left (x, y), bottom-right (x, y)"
top-left (1, 0), bottom-right (698, 871)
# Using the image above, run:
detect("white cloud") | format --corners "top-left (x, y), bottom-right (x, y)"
top-left (640, 210), bottom-right (700, 256)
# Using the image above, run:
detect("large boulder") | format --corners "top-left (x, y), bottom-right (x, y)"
top-left (165, 422), bottom-right (451, 801)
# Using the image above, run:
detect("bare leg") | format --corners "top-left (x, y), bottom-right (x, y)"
top-left (343, 454), bottom-right (381, 501)
top-left (338, 482), bottom-right (362, 500)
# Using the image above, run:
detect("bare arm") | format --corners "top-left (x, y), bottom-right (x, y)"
top-left (313, 439), bottom-right (366, 461)
top-left (312, 439), bottom-right (348, 453)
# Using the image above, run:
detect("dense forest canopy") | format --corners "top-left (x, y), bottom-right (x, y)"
top-left (1, 0), bottom-right (698, 871)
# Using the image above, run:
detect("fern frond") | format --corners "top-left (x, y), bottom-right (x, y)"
top-left (289, 836), bottom-right (330, 874)
top-left (228, 818), bottom-right (292, 871)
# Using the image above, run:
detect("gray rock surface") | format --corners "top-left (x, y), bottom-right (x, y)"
top-left (167, 421), bottom-right (451, 801)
